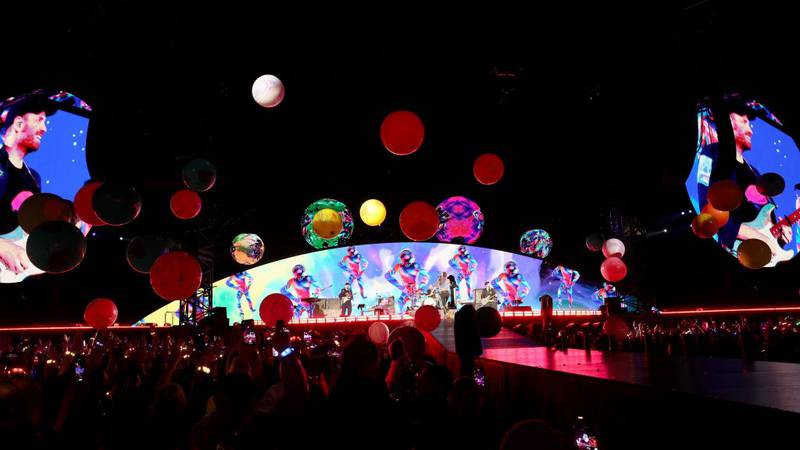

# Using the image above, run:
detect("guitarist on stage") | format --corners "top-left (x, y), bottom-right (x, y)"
top-left (338, 282), bottom-right (354, 317)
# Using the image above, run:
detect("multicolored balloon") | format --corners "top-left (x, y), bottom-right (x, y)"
top-left (435, 196), bottom-right (484, 244)
top-left (519, 229), bottom-right (552, 259)
top-left (231, 233), bottom-right (265, 265)
top-left (301, 198), bottom-right (354, 249)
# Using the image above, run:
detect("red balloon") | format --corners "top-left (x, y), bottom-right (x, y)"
top-left (149, 251), bottom-right (203, 300)
top-left (707, 180), bottom-right (743, 211)
top-left (399, 201), bottom-right (439, 241)
top-left (84, 298), bottom-right (118, 329)
top-left (414, 305), bottom-right (441, 331)
top-left (387, 326), bottom-right (426, 360)
top-left (691, 213), bottom-right (719, 239)
top-left (170, 189), bottom-right (202, 220)
top-left (600, 257), bottom-right (627, 282)
top-left (73, 182), bottom-right (107, 226)
top-left (259, 293), bottom-right (294, 326)
top-left (473, 153), bottom-right (505, 185)
top-left (380, 111), bottom-right (425, 156)
top-left (18, 193), bottom-right (76, 233)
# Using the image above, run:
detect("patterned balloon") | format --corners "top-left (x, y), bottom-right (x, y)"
top-left (301, 198), bottom-right (354, 249)
top-left (520, 229), bottom-right (552, 259)
top-left (231, 233), bottom-right (265, 265)
top-left (435, 196), bottom-right (484, 244)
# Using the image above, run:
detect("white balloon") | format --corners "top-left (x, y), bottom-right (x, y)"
top-left (251, 74), bottom-right (285, 108)
top-left (602, 238), bottom-right (626, 258)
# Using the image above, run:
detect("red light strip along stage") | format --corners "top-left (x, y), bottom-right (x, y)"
top-left (0, 309), bottom-right (601, 334)
top-left (660, 306), bottom-right (800, 316)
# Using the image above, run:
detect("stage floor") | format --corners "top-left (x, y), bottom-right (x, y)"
top-left (431, 323), bottom-right (800, 415)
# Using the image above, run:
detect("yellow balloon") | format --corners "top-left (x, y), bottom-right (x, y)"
top-left (312, 208), bottom-right (343, 238)
top-left (360, 199), bottom-right (386, 226)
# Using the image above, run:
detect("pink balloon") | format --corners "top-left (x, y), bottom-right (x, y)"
top-left (745, 184), bottom-right (769, 206)
top-left (602, 238), bottom-right (626, 258)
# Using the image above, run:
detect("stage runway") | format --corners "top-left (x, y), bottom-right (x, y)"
top-left (430, 322), bottom-right (800, 415)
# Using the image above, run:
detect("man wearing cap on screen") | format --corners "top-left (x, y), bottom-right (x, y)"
top-left (701, 94), bottom-right (792, 262)
top-left (0, 94), bottom-right (53, 274)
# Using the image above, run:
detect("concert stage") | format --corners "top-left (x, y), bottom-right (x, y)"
top-left (430, 324), bottom-right (800, 449)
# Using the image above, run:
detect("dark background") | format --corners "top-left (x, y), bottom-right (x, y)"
top-left (2, 2), bottom-right (799, 324)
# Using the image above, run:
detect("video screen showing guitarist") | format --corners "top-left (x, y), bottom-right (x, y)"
top-left (697, 95), bottom-right (798, 267)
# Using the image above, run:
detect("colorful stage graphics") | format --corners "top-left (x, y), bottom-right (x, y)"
top-left (141, 243), bottom-right (606, 325)
top-left (0, 92), bottom-right (92, 283)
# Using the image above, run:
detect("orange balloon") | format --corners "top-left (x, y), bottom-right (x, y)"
top-left (707, 180), bottom-right (743, 211)
top-left (701, 204), bottom-right (729, 228)
top-left (737, 239), bottom-right (772, 269)
top-left (691, 213), bottom-right (719, 239)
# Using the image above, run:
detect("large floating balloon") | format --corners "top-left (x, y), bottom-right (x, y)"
top-left (182, 159), bottom-right (217, 192)
top-left (18, 193), bottom-right (76, 233)
top-left (84, 298), bottom-right (118, 329)
top-left (301, 198), bottom-right (354, 249)
top-left (259, 293), bottom-right (294, 326)
top-left (473, 153), bottom-right (505, 185)
top-left (368, 322), bottom-right (390, 345)
top-left (691, 213), bottom-right (719, 239)
top-left (231, 233), bottom-right (264, 265)
top-left (476, 306), bottom-right (502, 337)
top-left (170, 189), bottom-right (202, 220)
top-left (26, 221), bottom-right (86, 273)
top-left (73, 182), bottom-right (106, 226)
top-left (127, 235), bottom-right (174, 274)
top-left (399, 201), bottom-right (439, 242)
top-left (600, 257), bottom-right (627, 282)
top-left (585, 234), bottom-right (603, 252)
top-left (436, 196), bottom-right (484, 244)
top-left (360, 199), bottom-right (387, 226)
top-left (251, 74), bottom-right (285, 108)
top-left (92, 183), bottom-right (142, 226)
top-left (414, 305), bottom-right (441, 332)
top-left (380, 110), bottom-right (425, 156)
top-left (756, 172), bottom-right (785, 197)
top-left (602, 238), bottom-right (625, 258)
top-left (701, 204), bottom-right (729, 228)
top-left (520, 229), bottom-right (552, 259)
top-left (150, 251), bottom-right (203, 301)
top-left (707, 180), bottom-right (742, 212)
top-left (744, 184), bottom-right (769, 206)
top-left (737, 239), bottom-right (771, 269)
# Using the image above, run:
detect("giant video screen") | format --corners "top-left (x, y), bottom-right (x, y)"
top-left (686, 97), bottom-right (800, 268)
top-left (0, 91), bottom-right (92, 283)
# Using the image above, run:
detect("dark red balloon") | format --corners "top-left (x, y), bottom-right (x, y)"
top-left (399, 201), bottom-right (439, 241)
top-left (473, 153), bottom-right (505, 185)
top-left (26, 221), bottom-right (86, 273)
top-left (170, 189), bottom-right (202, 220)
top-left (92, 183), bottom-right (142, 226)
top-left (149, 251), bottom-right (203, 300)
top-left (259, 293), bottom-right (294, 326)
top-left (414, 305), bottom-right (441, 332)
top-left (18, 193), bottom-right (76, 233)
top-left (476, 306), bottom-right (502, 337)
top-left (84, 298), bottom-right (118, 329)
top-left (73, 182), bottom-right (107, 226)
top-left (380, 111), bottom-right (425, 156)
